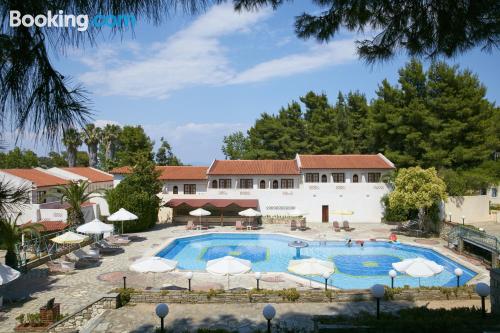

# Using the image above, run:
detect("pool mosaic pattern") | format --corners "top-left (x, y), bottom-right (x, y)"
top-left (156, 233), bottom-right (476, 289)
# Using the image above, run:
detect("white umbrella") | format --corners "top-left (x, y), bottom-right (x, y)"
top-left (130, 257), bottom-right (178, 288)
top-left (76, 218), bottom-right (114, 235)
top-left (288, 258), bottom-right (335, 276)
top-left (238, 208), bottom-right (262, 217)
top-left (108, 208), bottom-right (138, 234)
top-left (206, 256), bottom-right (251, 289)
top-left (189, 208), bottom-right (211, 228)
top-left (392, 257), bottom-right (444, 286)
top-left (0, 263), bottom-right (21, 285)
top-left (51, 231), bottom-right (88, 245)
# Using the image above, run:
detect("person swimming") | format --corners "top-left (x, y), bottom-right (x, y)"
top-left (346, 238), bottom-right (352, 247)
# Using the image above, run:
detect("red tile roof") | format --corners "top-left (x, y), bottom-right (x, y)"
top-left (24, 220), bottom-right (68, 232)
top-left (208, 160), bottom-right (299, 175)
top-left (110, 166), bottom-right (208, 180)
top-left (61, 167), bottom-right (113, 183)
top-left (166, 198), bottom-right (258, 208)
top-left (0, 169), bottom-right (68, 187)
top-left (298, 154), bottom-right (394, 169)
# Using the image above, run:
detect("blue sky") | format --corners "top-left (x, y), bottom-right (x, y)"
top-left (9, 2), bottom-right (500, 165)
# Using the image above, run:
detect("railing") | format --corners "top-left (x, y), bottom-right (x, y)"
top-left (448, 225), bottom-right (499, 252)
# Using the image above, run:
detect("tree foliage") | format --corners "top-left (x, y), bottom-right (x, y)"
top-left (62, 128), bottom-right (82, 167)
top-left (222, 131), bottom-right (248, 160)
top-left (0, 215), bottom-right (42, 268)
top-left (0, 147), bottom-right (38, 168)
top-left (50, 180), bottom-right (97, 225)
top-left (105, 157), bottom-right (161, 232)
top-left (234, 0), bottom-right (500, 63)
top-left (156, 137), bottom-right (182, 166)
top-left (115, 126), bottom-right (154, 166)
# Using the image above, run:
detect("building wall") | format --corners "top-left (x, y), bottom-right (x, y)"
top-left (207, 175), bottom-right (301, 190)
top-left (488, 185), bottom-right (500, 204)
top-left (444, 195), bottom-right (493, 223)
top-left (162, 180), bottom-right (208, 194)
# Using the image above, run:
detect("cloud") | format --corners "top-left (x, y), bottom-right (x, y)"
top-left (78, 4), bottom-right (357, 99)
top-left (94, 119), bottom-right (122, 128)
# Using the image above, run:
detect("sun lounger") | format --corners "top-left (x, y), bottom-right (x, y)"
top-left (186, 220), bottom-right (195, 230)
top-left (73, 248), bottom-right (100, 261)
top-left (235, 221), bottom-right (245, 231)
top-left (332, 221), bottom-right (341, 232)
top-left (46, 260), bottom-right (75, 274)
top-left (343, 221), bottom-right (354, 231)
top-left (91, 240), bottom-right (121, 254)
top-left (106, 235), bottom-right (131, 245)
top-left (290, 220), bottom-right (297, 231)
top-left (299, 220), bottom-right (307, 231)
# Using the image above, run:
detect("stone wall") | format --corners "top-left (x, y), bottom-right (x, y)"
top-left (491, 268), bottom-right (500, 315)
top-left (440, 221), bottom-right (458, 241)
top-left (129, 287), bottom-right (479, 305)
top-left (47, 293), bottom-right (119, 333)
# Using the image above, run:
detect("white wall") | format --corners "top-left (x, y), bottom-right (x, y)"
top-left (162, 180), bottom-right (208, 194)
top-left (207, 175), bottom-right (301, 189)
top-left (444, 195), bottom-right (493, 223)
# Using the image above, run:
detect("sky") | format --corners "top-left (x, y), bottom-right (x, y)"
top-left (6, 2), bottom-right (500, 165)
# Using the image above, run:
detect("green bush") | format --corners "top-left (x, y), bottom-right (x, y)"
top-left (113, 288), bottom-right (136, 306)
top-left (381, 195), bottom-right (411, 222)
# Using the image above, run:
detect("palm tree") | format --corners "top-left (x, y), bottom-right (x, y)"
top-left (82, 124), bottom-right (102, 168)
top-left (0, 179), bottom-right (30, 217)
top-left (101, 124), bottom-right (122, 166)
top-left (0, 215), bottom-right (43, 268)
top-left (62, 128), bottom-right (82, 167)
top-left (50, 181), bottom-right (97, 225)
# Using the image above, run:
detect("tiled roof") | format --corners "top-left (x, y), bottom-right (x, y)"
top-left (298, 154), bottom-right (395, 169)
top-left (24, 220), bottom-right (68, 232)
top-left (110, 166), bottom-right (208, 180)
top-left (208, 160), bottom-right (299, 175)
top-left (61, 167), bottom-right (113, 183)
top-left (0, 169), bottom-right (68, 187)
top-left (166, 198), bottom-right (258, 208)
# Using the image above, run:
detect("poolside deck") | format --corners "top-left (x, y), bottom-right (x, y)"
top-left (0, 222), bottom-right (491, 332)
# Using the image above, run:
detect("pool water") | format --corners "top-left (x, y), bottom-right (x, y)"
top-left (156, 233), bottom-right (476, 289)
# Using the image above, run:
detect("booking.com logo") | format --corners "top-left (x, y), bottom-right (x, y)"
top-left (9, 10), bottom-right (136, 32)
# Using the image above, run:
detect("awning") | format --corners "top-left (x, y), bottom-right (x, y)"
top-left (165, 199), bottom-right (258, 209)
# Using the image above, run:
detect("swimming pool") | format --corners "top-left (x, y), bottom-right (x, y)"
top-left (156, 233), bottom-right (477, 289)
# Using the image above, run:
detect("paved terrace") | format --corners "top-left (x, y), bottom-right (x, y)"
top-left (0, 223), bottom-right (491, 332)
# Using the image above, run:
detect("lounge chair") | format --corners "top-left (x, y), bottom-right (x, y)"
top-left (186, 220), bottom-right (195, 230)
top-left (332, 221), bottom-right (341, 232)
top-left (73, 248), bottom-right (100, 261)
top-left (46, 260), bottom-right (75, 274)
top-left (299, 220), bottom-right (307, 231)
top-left (235, 221), bottom-right (245, 231)
top-left (106, 235), bottom-right (131, 246)
top-left (290, 220), bottom-right (297, 231)
top-left (343, 221), bottom-right (354, 231)
top-left (91, 240), bottom-right (121, 254)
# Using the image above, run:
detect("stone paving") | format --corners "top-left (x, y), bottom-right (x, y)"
top-left (86, 300), bottom-right (491, 333)
top-left (0, 222), bottom-right (491, 332)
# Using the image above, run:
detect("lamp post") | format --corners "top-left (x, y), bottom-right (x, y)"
top-left (388, 270), bottom-right (397, 289)
top-left (155, 303), bottom-right (169, 333)
top-left (370, 284), bottom-right (385, 319)
top-left (186, 272), bottom-right (193, 292)
top-left (322, 272), bottom-right (330, 291)
top-left (123, 276), bottom-right (127, 289)
top-left (448, 212), bottom-right (452, 223)
top-left (262, 304), bottom-right (276, 333)
top-left (454, 268), bottom-right (463, 288)
top-left (255, 272), bottom-right (262, 291)
top-left (462, 215), bottom-right (465, 225)
top-left (476, 283), bottom-right (490, 318)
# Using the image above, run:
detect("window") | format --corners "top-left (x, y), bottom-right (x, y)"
top-left (332, 173), bottom-right (345, 183)
top-left (492, 188), bottom-right (498, 197)
top-left (219, 179), bottom-right (232, 189)
top-left (211, 180), bottom-right (218, 189)
top-left (36, 191), bottom-right (46, 204)
top-left (259, 180), bottom-right (266, 189)
top-left (173, 186), bottom-right (178, 194)
top-left (321, 174), bottom-right (328, 183)
top-left (368, 173), bottom-right (381, 183)
top-left (305, 173), bottom-right (319, 183)
top-left (352, 174), bottom-right (359, 183)
top-left (272, 180), bottom-right (279, 189)
top-left (184, 184), bottom-right (196, 194)
top-left (281, 179), bottom-right (294, 189)
top-left (239, 179), bottom-right (253, 189)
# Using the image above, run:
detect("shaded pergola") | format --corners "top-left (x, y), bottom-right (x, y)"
top-left (165, 199), bottom-right (259, 226)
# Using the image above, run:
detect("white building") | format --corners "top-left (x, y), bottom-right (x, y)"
top-left (111, 154), bottom-right (395, 224)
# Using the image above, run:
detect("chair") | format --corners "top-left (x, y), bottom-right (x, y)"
top-left (299, 220), bottom-right (307, 231)
top-left (91, 241), bottom-right (121, 254)
top-left (290, 220), bottom-right (297, 231)
top-left (332, 221), bottom-right (341, 232)
top-left (235, 221), bottom-right (245, 231)
top-left (46, 260), bottom-right (75, 274)
top-left (343, 221), bottom-right (354, 231)
top-left (186, 220), bottom-right (195, 230)
top-left (106, 235), bottom-right (131, 246)
top-left (73, 248), bottom-right (100, 261)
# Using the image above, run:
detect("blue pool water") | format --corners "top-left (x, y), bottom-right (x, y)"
top-left (156, 233), bottom-right (477, 289)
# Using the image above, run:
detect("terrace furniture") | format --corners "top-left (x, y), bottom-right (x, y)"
top-left (46, 260), bottom-right (75, 274)
top-left (235, 221), bottom-right (245, 231)
top-left (91, 240), bottom-right (122, 255)
top-left (290, 220), bottom-right (297, 231)
top-left (195, 222), bottom-right (208, 230)
top-left (342, 221), bottom-right (354, 231)
top-left (186, 220), bottom-right (195, 230)
top-left (332, 221), bottom-right (341, 232)
top-left (106, 234), bottom-right (131, 246)
top-left (73, 248), bottom-right (100, 261)
top-left (299, 220), bottom-right (307, 231)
